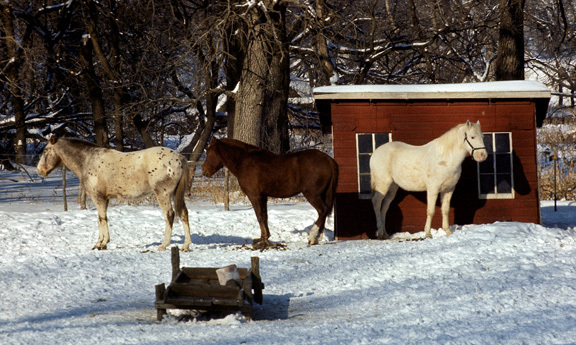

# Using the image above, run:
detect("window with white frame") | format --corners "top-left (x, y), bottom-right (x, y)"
top-left (478, 132), bottom-right (514, 199)
top-left (357, 133), bottom-right (391, 195)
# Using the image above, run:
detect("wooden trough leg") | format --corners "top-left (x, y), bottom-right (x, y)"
top-left (155, 283), bottom-right (167, 321)
top-left (171, 246), bottom-right (180, 282)
top-left (251, 256), bottom-right (264, 305)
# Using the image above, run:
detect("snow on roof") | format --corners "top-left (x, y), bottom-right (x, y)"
top-left (313, 80), bottom-right (551, 100)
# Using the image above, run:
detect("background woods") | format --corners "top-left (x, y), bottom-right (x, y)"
top-left (0, 0), bottom-right (575, 162)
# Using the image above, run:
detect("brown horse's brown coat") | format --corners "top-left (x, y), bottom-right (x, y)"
top-left (202, 138), bottom-right (339, 246)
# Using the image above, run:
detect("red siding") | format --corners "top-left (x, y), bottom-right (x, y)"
top-left (330, 99), bottom-right (541, 240)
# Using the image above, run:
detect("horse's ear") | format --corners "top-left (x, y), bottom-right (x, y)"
top-left (466, 120), bottom-right (471, 126)
top-left (49, 136), bottom-right (57, 145)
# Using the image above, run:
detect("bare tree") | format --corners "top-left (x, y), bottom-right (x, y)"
top-left (495, 0), bottom-right (526, 80)
top-left (1, 2), bottom-right (27, 162)
top-left (526, 0), bottom-right (576, 115)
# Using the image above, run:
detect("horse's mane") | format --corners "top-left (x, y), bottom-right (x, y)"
top-left (218, 138), bottom-right (262, 151)
top-left (55, 138), bottom-right (102, 159)
top-left (433, 123), bottom-right (466, 157)
top-left (214, 138), bottom-right (274, 166)
top-left (58, 137), bottom-right (100, 148)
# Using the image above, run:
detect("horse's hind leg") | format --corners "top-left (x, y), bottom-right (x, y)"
top-left (304, 193), bottom-right (330, 245)
top-left (178, 204), bottom-right (192, 252)
top-left (372, 180), bottom-right (397, 239)
top-left (247, 194), bottom-right (271, 245)
top-left (156, 193), bottom-right (175, 251)
top-left (93, 197), bottom-right (110, 250)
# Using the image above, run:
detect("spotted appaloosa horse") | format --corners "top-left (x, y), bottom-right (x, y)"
top-left (202, 138), bottom-right (339, 247)
top-left (370, 120), bottom-right (488, 240)
top-left (37, 137), bottom-right (192, 251)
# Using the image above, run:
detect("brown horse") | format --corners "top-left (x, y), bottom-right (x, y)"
top-left (202, 138), bottom-right (339, 247)
top-left (37, 137), bottom-right (192, 251)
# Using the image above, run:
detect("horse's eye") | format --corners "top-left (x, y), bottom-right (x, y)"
top-left (471, 136), bottom-right (475, 140)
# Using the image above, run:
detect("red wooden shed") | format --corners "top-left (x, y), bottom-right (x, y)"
top-left (313, 81), bottom-right (551, 240)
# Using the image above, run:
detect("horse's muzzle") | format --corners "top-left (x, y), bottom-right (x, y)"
top-left (472, 149), bottom-right (488, 162)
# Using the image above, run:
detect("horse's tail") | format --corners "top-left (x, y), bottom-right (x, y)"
top-left (174, 158), bottom-right (190, 219)
top-left (325, 157), bottom-right (339, 215)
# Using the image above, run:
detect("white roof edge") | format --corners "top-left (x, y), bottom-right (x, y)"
top-left (313, 81), bottom-right (551, 100)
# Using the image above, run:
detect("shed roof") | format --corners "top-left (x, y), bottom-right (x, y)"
top-left (313, 80), bottom-right (550, 100)
top-left (313, 81), bottom-right (551, 131)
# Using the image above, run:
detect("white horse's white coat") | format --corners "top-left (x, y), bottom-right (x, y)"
top-left (370, 121), bottom-right (488, 239)
top-left (37, 137), bottom-right (192, 251)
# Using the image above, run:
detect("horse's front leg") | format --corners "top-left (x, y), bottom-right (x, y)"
top-left (93, 197), bottom-right (110, 250)
top-left (440, 190), bottom-right (454, 236)
top-left (248, 194), bottom-right (271, 245)
top-left (424, 189), bottom-right (439, 239)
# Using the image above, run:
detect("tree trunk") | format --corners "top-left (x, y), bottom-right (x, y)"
top-left (233, 1), bottom-right (290, 153)
top-left (1, 3), bottom-right (27, 163)
top-left (495, 0), bottom-right (525, 81)
top-left (313, 0), bottom-right (336, 86)
top-left (80, 2), bottom-right (109, 146)
top-left (234, 33), bottom-right (267, 147)
top-left (260, 4), bottom-right (290, 153)
top-left (79, 36), bottom-right (109, 147)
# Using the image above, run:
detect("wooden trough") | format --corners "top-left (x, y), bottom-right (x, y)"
top-left (154, 247), bottom-right (264, 320)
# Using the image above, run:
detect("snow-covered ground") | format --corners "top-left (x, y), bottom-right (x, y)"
top-left (1, 167), bottom-right (576, 344)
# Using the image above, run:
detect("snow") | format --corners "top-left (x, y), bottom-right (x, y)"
top-left (313, 80), bottom-right (551, 100)
top-left (2, 168), bottom-right (576, 344)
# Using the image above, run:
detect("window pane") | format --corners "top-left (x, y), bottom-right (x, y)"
top-left (374, 133), bottom-right (389, 148)
top-left (359, 174), bottom-right (371, 194)
top-left (483, 134), bottom-right (493, 153)
top-left (480, 174), bottom-right (495, 194)
top-left (479, 155), bottom-right (494, 174)
top-left (495, 133), bottom-right (510, 152)
top-left (358, 134), bottom-right (373, 154)
top-left (358, 154), bottom-right (371, 174)
top-left (496, 173), bottom-right (512, 193)
top-left (496, 153), bottom-right (512, 173)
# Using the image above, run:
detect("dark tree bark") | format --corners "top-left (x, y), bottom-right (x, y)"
top-left (495, 0), bottom-right (526, 80)
top-left (1, 3), bottom-right (27, 163)
top-left (80, 1), bottom-right (109, 146)
top-left (233, 1), bottom-right (290, 153)
top-left (313, 0), bottom-right (335, 87)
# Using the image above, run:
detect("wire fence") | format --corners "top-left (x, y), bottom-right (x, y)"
top-left (2, 151), bottom-right (575, 211)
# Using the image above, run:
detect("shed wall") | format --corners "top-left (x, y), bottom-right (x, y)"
top-left (331, 99), bottom-right (540, 240)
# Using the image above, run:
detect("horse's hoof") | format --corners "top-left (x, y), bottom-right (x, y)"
top-left (252, 238), bottom-right (267, 245)
top-left (158, 247), bottom-right (167, 251)
top-left (181, 246), bottom-right (190, 252)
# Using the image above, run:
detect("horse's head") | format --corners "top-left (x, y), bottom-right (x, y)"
top-left (202, 138), bottom-right (224, 177)
top-left (463, 120), bottom-right (488, 162)
top-left (37, 137), bottom-right (62, 177)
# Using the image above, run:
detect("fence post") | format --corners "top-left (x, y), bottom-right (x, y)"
top-left (224, 168), bottom-right (230, 211)
top-left (62, 165), bottom-right (68, 211)
top-left (553, 153), bottom-right (557, 212)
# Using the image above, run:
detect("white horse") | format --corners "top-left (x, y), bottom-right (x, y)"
top-left (37, 137), bottom-right (192, 251)
top-left (370, 120), bottom-right (488, 239)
